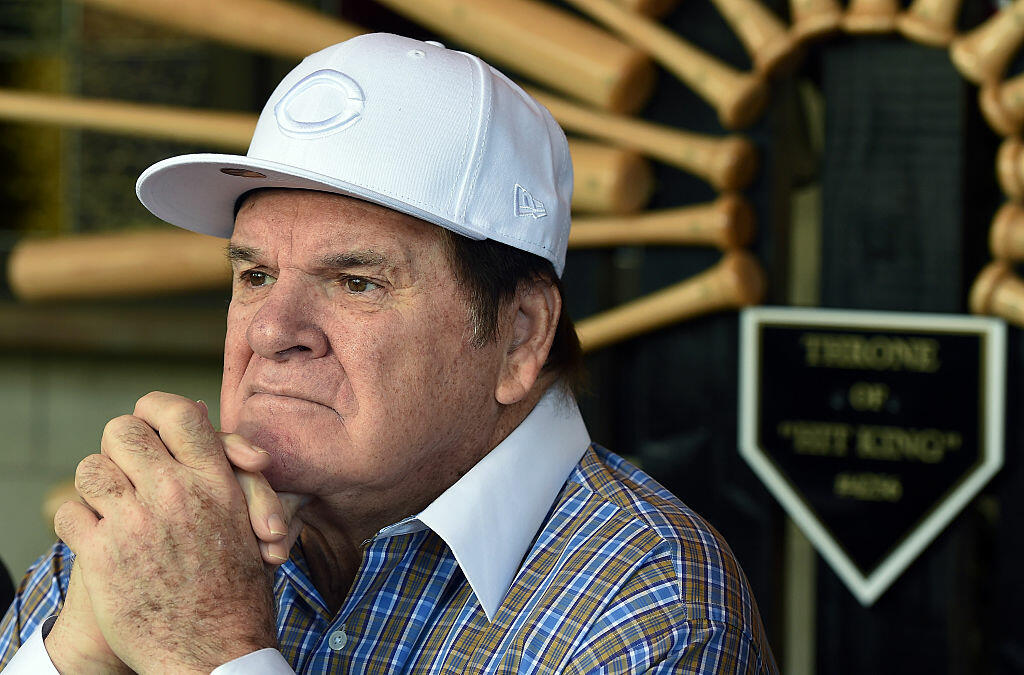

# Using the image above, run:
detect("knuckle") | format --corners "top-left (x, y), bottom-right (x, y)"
top-left (53, 501), bottom-right (79, 542)
top-left (75, 454), bottom-right (125, 499)
top-left (103, 415), bottom-right (154, 452)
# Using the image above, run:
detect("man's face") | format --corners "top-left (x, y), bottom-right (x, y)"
top-left (220, 189), bottom-right (505, 503)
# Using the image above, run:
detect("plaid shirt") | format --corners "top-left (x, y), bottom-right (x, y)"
top-left (1, 401), bottom-right (775, 673)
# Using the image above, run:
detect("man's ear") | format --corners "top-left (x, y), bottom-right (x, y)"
top-left (495, 280), bottom-right (561, 405)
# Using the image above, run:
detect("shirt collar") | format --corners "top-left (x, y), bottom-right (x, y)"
top-left (376, 388), bottom-right (590, 621)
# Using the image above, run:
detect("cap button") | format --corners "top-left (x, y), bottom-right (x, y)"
top-left (425, 41), bottom-right (445, 48)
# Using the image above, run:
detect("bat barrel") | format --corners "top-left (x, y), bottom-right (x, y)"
top-left (8, 230), bottom-right (230, 302)
top-left (374, 0), bottom-right (655, 114)
top-left (569, 139), bottom-right (654, 214)
top-left (75, 0), bottom-right (363, 60)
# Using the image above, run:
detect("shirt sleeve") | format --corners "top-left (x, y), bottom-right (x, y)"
top-left (0, 618), bottom-right (59, 674)
top-left (0, 543), bottom-right (73, 671)
top-left (211, 648), bottom-right (295, 674)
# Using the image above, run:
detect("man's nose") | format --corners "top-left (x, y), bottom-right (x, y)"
top-left (244, 277), bottom-right (329, 360)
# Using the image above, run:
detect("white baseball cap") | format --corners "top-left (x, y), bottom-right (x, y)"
top-left (136, 33), bottom-right (574, 275)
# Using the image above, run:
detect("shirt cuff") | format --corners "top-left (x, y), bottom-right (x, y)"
top-left (210, 648), bottom-right (294, 674)
top-left (2, 618), bottom-right (60, 674)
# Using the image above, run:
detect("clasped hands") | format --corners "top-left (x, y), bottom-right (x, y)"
top-left (46, 392), bottom-right (305, 674)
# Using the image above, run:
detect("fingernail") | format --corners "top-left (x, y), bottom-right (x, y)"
top-left (196, 400), bottom-right (209, 415)
top-left (225, 434), bottom-right (269, 457)
top-left (268, 514), bottom-right (288, 536)
top-left (268, 543), bottom-right (289, 561)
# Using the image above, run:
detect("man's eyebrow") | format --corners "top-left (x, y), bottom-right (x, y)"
top-left (226, 245), bottom-right (392, 270)
top-left (226, 244), bottom-right (262, 265)
top-left (315, 251), bottom-right (390, 269)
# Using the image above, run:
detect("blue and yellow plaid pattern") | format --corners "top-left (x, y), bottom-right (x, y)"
top-left (1, 446), bottom-right (776, 673)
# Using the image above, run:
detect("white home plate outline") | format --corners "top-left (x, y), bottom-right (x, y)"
top-left (739, 306), bottom-right (1006, 606)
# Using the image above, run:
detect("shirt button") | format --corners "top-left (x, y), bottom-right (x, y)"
top-left (328, 628), bottom-right (348, 651)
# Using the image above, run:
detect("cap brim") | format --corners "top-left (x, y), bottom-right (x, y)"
top-left (136, 153), bottom-right (485, 241)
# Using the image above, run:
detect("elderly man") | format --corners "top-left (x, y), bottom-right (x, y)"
top-left (0, 33), bottom-right (775, 673)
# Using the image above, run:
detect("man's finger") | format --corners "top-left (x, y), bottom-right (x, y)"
top-left (260, 513), bottom-right (303, 566)
top-left (53, 499), bottom-right (99, 554)
top-left (100, 414), bottom-right (176, 490)
top-left (74, 453), bottom-right (136, 517)
top-left (234, 468), bottom-right (290, 542)
top-left (219, 432), bottom-right (273, 473)
top-left (133, 391), bottom-right (226, 473)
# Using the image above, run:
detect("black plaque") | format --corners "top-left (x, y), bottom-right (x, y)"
top-left (740, 307), bottom-right (1005, 604)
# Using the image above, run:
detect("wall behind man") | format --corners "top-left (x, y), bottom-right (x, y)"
top-left (0, 353), bottom-right (222, 577)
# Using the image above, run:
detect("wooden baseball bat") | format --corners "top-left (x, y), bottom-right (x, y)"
top-left (530, 88), bottom-right (758, 190)
top-left (559, 0), bottom-right (769, 129)
top-left (576, 250), bottom-right (765, 352)
top-left (0, 88), bottom-right (256, 149)
top-left (73, 0), bottom-right (362, 60)
top-left (789, 0), bottom-right (844, 43)
top-left (616, 0), bottom-right (680, 18)
top-left (706, 0), bottom-right (803, 76)
top-left (0, 89), bottom-right (645, 215)
top-left (969, 260), bottom-right (1024, 326)
top-left (950, 0), bottom-right (1024, 84)
top-left (980, 75), bottom-right (1024, 137)
top-left (78, 0), bottom-right (654, 115)
top-left (569, 139), bottom-right (654, 214)
top-left (371, 0), bottom-right (654, 114)
top-left (8, 200), bottom-right (755, 302)
top-left (843, 0), bottom-right (899, 33)
top-left (569, 194), bottom-right (755, 249)
top-left (987, 201), bottom-right (1024, 260)
top-left (896, 0), bottom-right (964, 46)
top-left (8, 229), bottom-right (230, 302)
top-left (997, 136), bottom-right (1024, 199)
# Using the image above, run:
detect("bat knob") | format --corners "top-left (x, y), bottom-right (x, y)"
top-left (951, 36), bottom-right (997, 84)
top-left (997, 136), bottom-right (1024, 200)
top-left (716, 194), bottom-right (756, 248)
top-left (712, 136), bottom-right (758, 191)
top-left (719, 249), bottom-right (767, 307)
top-left (792, 11), bottom-right (843, 43)
top-left (895, 11), bottom-right (956, 46)
top-left (989, 201), bottom-right (1024, 259)
top-left (970, 261), bottom-right (1013, 315)
top-left (754, 34), bottom-right (804, 77)
top-left (609, 53), bottom-right (658, 115)
top-left (980, 84), bottom-right (1022, 137)
top-left (718, 75), bottom-right (770, 130)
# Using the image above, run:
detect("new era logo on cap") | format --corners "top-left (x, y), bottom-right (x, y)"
top-left (514, 184), bottom-right (547, 219)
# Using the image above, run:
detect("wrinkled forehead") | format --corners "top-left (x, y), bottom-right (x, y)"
top-left (230, 187), bottom-right (454, 271)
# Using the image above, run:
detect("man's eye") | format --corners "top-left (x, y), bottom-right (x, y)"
top-left (241, 270), bottom-right (275, 287)
top-left (344, 277), bottom-right (379, 293)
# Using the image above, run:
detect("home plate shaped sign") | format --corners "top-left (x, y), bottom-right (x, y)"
top-left (739, 307), bottom-right (1005, 605)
